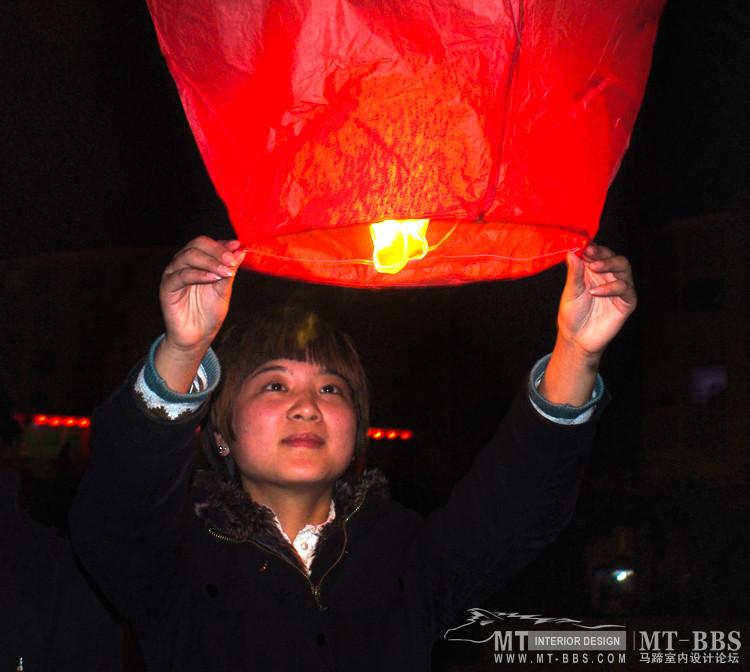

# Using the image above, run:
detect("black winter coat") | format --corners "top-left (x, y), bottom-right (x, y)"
top-left (70, 366), bottom-right (605, 671)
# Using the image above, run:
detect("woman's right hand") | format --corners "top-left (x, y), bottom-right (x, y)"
top-left (154, 236), bottom-right (245, 393)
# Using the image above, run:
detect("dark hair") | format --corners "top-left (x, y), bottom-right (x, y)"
top-left (203, 308), bottom-right (369, 481)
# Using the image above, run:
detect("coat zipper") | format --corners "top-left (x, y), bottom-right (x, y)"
top-left (313, 495), bottom-right (365, 604)
top-left (206, 492), bottom-right (367, 612)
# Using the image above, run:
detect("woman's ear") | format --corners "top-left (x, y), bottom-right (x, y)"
top-left (214, 432), bottom-right (230, 456)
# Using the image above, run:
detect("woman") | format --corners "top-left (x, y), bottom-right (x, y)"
top-left (70, 236), bottom-right (636, 671)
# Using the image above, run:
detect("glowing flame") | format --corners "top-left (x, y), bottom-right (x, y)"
top-left (370, 219), bottom-right (429, 274)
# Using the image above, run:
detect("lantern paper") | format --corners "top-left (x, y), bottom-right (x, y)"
top-left (146, 0), bottom-right (665, 287)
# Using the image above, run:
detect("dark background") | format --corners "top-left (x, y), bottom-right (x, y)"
top-left (2, 0), bottom-right (748, 669)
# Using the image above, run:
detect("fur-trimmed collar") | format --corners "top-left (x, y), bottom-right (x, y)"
top-left (192, 469), bottom-right (389, 571)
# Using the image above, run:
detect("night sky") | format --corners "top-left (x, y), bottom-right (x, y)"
top-left (2, 0), bottom-right (749, 651)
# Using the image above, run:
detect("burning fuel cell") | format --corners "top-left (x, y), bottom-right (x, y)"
top-left (369, 219), bottom-right (430, 274)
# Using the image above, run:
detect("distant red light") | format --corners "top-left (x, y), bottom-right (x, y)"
top-left (27, 414), bottom-right (91, 428)
top-left (367, 427), bottom-right (412, 441)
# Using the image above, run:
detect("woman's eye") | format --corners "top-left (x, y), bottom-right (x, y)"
top-left (264, 382), bottom-right (285, 392)
top-left (320, 384), bottom-right (341, 395)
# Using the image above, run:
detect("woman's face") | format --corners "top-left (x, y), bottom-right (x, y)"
top-left (218, 359), bottom-right (358, 497)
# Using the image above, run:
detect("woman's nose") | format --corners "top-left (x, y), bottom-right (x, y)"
top-left (287, 392), bottom-right (320, 421)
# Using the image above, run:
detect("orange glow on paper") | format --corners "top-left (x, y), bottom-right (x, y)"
top-left (146, 0), bottom-right (666, 287)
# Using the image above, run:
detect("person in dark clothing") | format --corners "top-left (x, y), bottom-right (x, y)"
top-left (70, 236), bottom-right (636, 671)
top-left (0, 418), bottom-right (121, 671)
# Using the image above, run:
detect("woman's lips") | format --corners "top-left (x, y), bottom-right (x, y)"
top-left (282, 433), bottom-right (325, 448)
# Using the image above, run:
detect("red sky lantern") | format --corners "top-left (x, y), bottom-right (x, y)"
top-left (146, 0), bottom-right (666, 288)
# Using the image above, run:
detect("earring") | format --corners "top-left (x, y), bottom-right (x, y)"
top-left (217, 445), bottom-right (229, 457)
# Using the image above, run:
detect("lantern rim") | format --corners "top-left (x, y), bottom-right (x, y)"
top-left (240, 219), bottom-right (589, 288)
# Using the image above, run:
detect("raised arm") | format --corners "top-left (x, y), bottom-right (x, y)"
top-left (539, 243), bottom-right (637, 406)
top-left (70, 237), bottom-right (244, 631)
top-left (155, 236), bottom-right (245, 393)
top-left (411, 244), bottom-right (636, 634)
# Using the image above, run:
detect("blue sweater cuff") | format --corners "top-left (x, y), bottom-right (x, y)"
top-left (528, 353), bottom-right (604, 421)
top-left (143, 334), bottom-right (221, 403)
